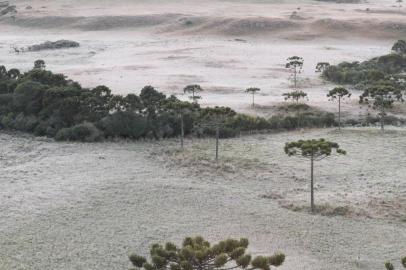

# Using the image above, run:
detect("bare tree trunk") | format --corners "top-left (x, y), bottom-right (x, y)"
top-left (294, 67), bottom-right (297, 88)
top-left (380, 104), bottom-right (385, 132)
top-left (180, 112), bottom-right (184, 149)
top-left (252, 93), bottom-right (255, 108)
top-left (310, 154), bottom-right (315, 213)
top-left (215, 124), bottom-right (219, 161)
top-left (338, 96), bottom-right (341, 130)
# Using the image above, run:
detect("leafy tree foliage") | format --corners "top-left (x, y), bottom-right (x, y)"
top-left (285, 56), bottom-right (303, 88)
top-left (283, 90), bottom-right (308, 103)
top-left (129, 236), bottom-right (285, 270)
top-left (359, 80), bottom-right (403, 130)
top-left (163, 98), bottom-right (198, 148)
top-left (284, 139), bottom-right (346, 212)
top-left (184, 84), bottom-right (203, 103)
top-left (245, 87), bottom-right (260, 107)
top-left (392, 40), bottom-right (406, 55)
top-left (315, 62), bottom-right (330, 73)
top-left (34, 59), bottom-right (46, 70)
top-left (327, 87), bottom-right (351, 130)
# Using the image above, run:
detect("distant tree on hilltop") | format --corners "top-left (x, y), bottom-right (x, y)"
top-left (286, 56), bottom-right (303, 88)
top-left (184, 84), bottom-right (203, 103)
top-left (245, 87), bottom-right (261, 108)
top-left (34, 59), bottom-right (46, 70)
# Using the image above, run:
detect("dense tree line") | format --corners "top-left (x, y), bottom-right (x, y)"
top-left (0, 62), bottom-right (337, 142)
top-left (321, 40), bottom-right (406, 88)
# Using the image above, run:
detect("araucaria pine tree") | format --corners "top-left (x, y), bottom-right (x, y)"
top-left (282, 90), bottom-right (308, 103)
top-left (184, 84), bottom-right (203, 103)
top-left (284, 139), bottom-right (346, 212)
top-left (327, 87), bottom-right (351, 130)
top-left (359, 80), bottom-right (403, 131)
top-left (129, 236), bottom-right (285, 270)
top-left (285, 56), bottom-right (304, 88)
top-left (164, 97), bottom-right (198, 149)
top-left (245, 87), bottom-right (261, 108)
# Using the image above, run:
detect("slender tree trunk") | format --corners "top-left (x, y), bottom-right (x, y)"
top-left (215, 124), bottom-right (219, 161)
top-left (252, 93), bottom-right (255, 108)
top-left (180, 112), bottom-right (184, 149)
top-left (310, 154), bottom-right (315, 213)
top-left (380, 102), bottom-right (385, 132)
top-left (338, 96), bottom-right (341, 130)
top-left (294, 67), bottom-right (297, 88)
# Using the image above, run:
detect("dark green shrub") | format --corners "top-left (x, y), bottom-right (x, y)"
top-left (98, 111), bottom-right (147, 139)
top-left (55, 122), bottom-right (103, 142)
top-left (0, 112), bottom-right (15, 129)
top-left (0, 93), bottom-right (13, 114)
top-left (13, 81), bottom-right (46, 114)
top-left (13, 113), bottom-right (39, 132)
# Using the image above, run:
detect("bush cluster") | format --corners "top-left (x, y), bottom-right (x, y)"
top-left (0, 63), bottom-right (339, 141)
top-left (322, 53), bottom-right (406, 86)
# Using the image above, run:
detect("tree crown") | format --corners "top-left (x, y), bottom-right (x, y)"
top-left (245, 87), bottom-right (260, 94)
top-left (285, 56), bottom-right (304, 69)
top-left (315, 62), bottom-right (330, 73)
top-left (283, 90), bottom-right (308, 102)
top-left (184, 84), bottom-right (203, 94)
top-left (327, 87), bottom-right (351, 100)
top-left (284, 139), bottom-right (346, 160)
top-left (359, 80), bottom-right (403, 109)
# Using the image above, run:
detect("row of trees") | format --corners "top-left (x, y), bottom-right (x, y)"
top-left (0, 61), bottom-right (339, 144)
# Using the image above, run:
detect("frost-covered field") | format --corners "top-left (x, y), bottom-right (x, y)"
top-left (1, 0), bottom-right (406, 269)
top-left (0, 128), bottom-right (405, 270)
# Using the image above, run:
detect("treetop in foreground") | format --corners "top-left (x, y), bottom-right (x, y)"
top-left (129, 236), bottom-right (285, 270)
